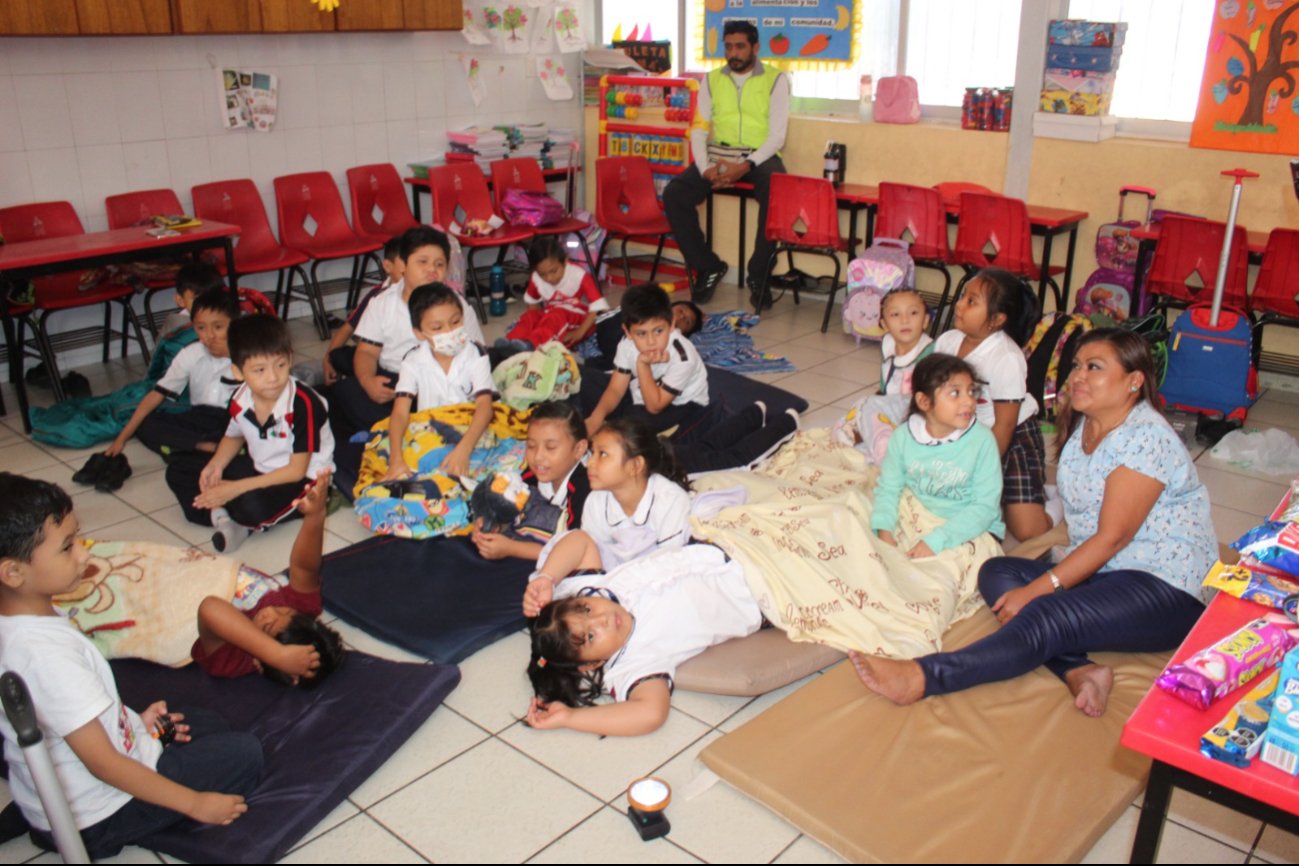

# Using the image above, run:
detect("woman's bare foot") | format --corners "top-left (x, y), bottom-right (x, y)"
top-left (1064, 664), bottom-right (1114, 718)
top-left (849, 651), bottom-right (925, 706)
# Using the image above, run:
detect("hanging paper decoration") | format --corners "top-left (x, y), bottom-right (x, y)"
top-left (461, 55), bottom-right (486, 107)
top-left (1191, 0), bottom-right (1299, 154)
top-left (462, 5), bottom-right (492, 45)
top-left (612, 23), bottom-right (623, 42)
top-left (627, 24), bottom-right (640, 42)
top-left (502, 4), bottom-right (531, 53)
top-left (537, 57), bottom-right (573, 101)
top-left (554, 1), bottom-right (586, 53)
top-left (643, 23), bottom-right (652, 41)
top-left (311, 0), bottom-right (340, 10)
top-left (530, 5), bottom-right (556, 53)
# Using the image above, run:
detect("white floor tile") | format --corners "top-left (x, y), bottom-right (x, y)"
top-left (1253, 823), bottom-right (1299, 863)
top-left (282, 799), bottom-right (360, 854)
top-left (111, 468), bottom-right (181, 514)
top-left (368, 738), bottom-right (601, 863)
top-left (1154, 820), bottom-right (1251, 863)
top-left (499, 707), bottom-right (710, 801)
top-left (527, 806), bottom-right (703, 864)
top-left (442, 631), bottom-right (536, 734)
top-left (349, 707), bottom-right (489, 808)
top-left (329, 617), bottom-right (429, 665)
top-left (93, 515), bottom-right (192, 548)
top-left (768, 370), bottom-right (862, 406)
top-left (279, 813), bottom-right (425, 864)
top-left (1166, 788), bottom-right (1262, 853)
top-left (1242, 399), bottom-right (1299, 430)
top-left (1196, 466), bottom-right (1290, 518)
top-left (717, 672), bottom-right (824, 734)
top-left (772, 834), bottom-right (850, 864)
top-left (0, 440), bottom-right (61, 473)
top-left (1081, 804), bottom-right (1138, 863)
top-left (72, 488), bottom-right (144, 535)
top-left (669, 688), bottom-right (753, 728)
top-left (325, 507), bottom-right (374, 545)
top-left (623, 732), bottom-right (800, 864)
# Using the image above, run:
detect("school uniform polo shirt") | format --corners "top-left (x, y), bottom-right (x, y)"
top-left (613, 329), bottom-right (709, 407)
top-left (225, 377), bottom-right (335, 479)
top-left (393, 342), bottom-right (494, 412)
top-left (353, 280), bottom-right (486, 374)
top-left (153, 342), bottom-right (239, 408)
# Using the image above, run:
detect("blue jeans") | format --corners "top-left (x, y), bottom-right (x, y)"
top-left (917, 556), bottom-right (1205, 697)
top-left (32, 708), bottom-right (263, 860)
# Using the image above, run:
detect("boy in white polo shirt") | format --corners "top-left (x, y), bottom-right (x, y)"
top-left (584, 283), bottom-right (710, 440)
top-left (105, 288), bottom-right (242, 461)
top-left (165, 314), bottom-right (335, 553)
top-left (383, 283), bottom-right (495, 480)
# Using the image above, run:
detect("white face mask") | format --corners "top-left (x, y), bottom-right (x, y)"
top-left (432, 326), bottom-right (470, 356)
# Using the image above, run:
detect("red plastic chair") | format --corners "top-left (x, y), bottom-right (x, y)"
top-left (0, 201), bottom-right (150, 408)
top-left (345, 163), bottom-right (421, 247)
top-left (192, 179), bottom-right (312, 328)
top-left (273, 172), bottom-right (383, 339)
top-left (1248, 227), bottom-right (1299, 365)
top-left (594, 157), bottom-right (674, 289)
top-left (104, 188), bottom-right (191, 337)
top-left (933, 181), bottom-right (994, 210)
top-left (948, 192), bottom-right (1065, 327)
top-left (491, 158), bottom-right (596, 272)
top-left (877, 182), bottom-right (953, 336)
top-left (757, 174), bottom-right (848, 332)
top-left (427, 163), bottom-right (534, 320)
top-left (1145, 214), bottom-right (1250, 317)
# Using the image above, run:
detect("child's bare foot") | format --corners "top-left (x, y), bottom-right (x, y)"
top-left (1064, 664), bottom-right (1113, 718)
top-left (849, 651), bottom-right (925, 705)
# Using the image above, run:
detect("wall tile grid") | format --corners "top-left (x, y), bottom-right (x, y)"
top-left (0, 31), bottom-right (583, 366)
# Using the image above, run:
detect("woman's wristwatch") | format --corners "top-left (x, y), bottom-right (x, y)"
top-left (1047, 570), bottom-right (1065, 593)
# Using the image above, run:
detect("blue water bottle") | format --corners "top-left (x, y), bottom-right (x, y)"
top-left (489, 265), bottom-right (507, 317)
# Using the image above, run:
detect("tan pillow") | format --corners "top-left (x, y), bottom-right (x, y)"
top-left (674, 628), bottom-right (845, 697)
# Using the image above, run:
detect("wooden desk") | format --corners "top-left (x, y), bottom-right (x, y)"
top-left (705, 180), bottom-right (1087, 311)
top-left (1122, 591), bottom-right (1299, 863)
top-left (1129, 225), bottom-right (1268, 319)
top-left (0, 221), bottom-right (240, 430)
top-left (404, 166), bottom-right (579, 223)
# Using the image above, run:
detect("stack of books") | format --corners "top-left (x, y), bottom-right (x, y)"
top-left (545, 128), bottom-right (578, 169)
top-left (446, 126), bottom-right (510, 172)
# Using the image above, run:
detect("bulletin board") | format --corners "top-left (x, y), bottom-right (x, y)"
top-left (695, 0), bottom-right (859, 69)
top-left (1191, 0), bottom-right (1299, 154)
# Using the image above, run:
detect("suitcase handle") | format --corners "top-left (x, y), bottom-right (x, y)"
top-left (1119, 186), bottom-right (1156, 224)
top-left (872, 237), bottom-right (911, 251)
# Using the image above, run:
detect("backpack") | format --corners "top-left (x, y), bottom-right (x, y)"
top-left (1024, 312), bottom-right (1094, 423)
top-left (842, 238), bottom-right (914, 344)
top-left (1160, 304), bottom-right (1257, 422)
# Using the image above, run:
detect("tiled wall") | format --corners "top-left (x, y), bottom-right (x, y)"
top-left (0, 27), bottom-right (587, 364)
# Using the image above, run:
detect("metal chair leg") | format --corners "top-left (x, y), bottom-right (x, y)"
top-left (465, 249), bottom-right (488, 323)
top-left (307, 261), bottom-right (330, 340)
top-left (648, 236), bottom-right (666, 284)
top-left (33, 313), bottom-right (66, 404)
top-left (820, 252), bottom-right (842, 334)
top-left (122, 301), bottom-right (152, 366)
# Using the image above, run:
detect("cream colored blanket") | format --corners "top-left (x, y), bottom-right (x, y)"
top-left (690, 429), bottom-right (1002, 658)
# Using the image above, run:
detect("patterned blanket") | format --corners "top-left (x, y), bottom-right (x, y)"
top-left (574, 309), bottom-right (796, 375)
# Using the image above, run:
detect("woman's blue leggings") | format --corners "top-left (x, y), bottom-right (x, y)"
top-left (917, 556), bottom-right (1205, 697)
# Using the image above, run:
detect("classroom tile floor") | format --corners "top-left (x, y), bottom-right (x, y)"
top-left (0, 282), bottom-right (1298, 864)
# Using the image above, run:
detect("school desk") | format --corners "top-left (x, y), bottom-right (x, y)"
top-left (404, 165), bottom-right (579, 223)
top-left (1121, 591), bottom-right (1299, 863)
top-left (705, 181), bottom-right (1088, 312)
top-left (0, 221), bottom-right (239, 431)
top-left (1129, 224), bottom-right (1268, 319)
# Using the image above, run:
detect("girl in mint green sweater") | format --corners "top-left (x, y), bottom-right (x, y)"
top-left (871, 354), bottom-right (1005, 558)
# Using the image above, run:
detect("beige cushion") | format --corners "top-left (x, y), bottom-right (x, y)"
top-left (675, 628), bottom-right (844, 697)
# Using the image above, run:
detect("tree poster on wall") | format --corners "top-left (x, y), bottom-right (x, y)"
top-left (1191, 0), bottom-right (1299, 154)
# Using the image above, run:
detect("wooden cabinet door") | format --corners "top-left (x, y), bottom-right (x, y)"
top-left (404, 0), bottom-right (463, 31)
top-left (337, 0), bottom-right (403, 30)
top-left (172, 0), bottom-right (262, 33)
top-left (258, 0), bottom-right (334, 32)
top-left (75, 0), bottom-right (172, 33)
top-left (0, 1), bottom-right (79, 34)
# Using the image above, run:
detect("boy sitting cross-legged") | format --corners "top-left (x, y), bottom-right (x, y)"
top-left (193, 472), bottom-right (344, 686)
top-left (0, 473), bottom-right (261, 860)
top-left (164, 314), bottom-right (335, 553)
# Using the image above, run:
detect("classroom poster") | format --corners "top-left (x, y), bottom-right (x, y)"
top-left (530, 5), bottom-right (556, 54)
top-left (699, 0), bottom-right (857, 66)
top-left (218, 68), bottom-right (277, 131)
top-left (1191, 0), bottom-right (1299, 154)
top-left (537, 56), bottom-right (574, 101)
top-left (554, 1), bottom-right (586, 53)
top-left (461, 5), bottom-right (491, 45)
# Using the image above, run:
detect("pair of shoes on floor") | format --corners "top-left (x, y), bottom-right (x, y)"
top-left (746, 275), bottom-right (775, 312)
top-left (72, 452), bottom-right (131, 492)
top-left (692, 266), bottom-right (728, 305)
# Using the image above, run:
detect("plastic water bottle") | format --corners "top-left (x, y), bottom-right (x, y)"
top-left (858, 75), bottom-right (873, 123)
top-left (489, 265), bottom-right (507, 317)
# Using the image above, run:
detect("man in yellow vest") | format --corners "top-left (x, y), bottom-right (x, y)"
top-left (664, 20), bottom-right (789, 309)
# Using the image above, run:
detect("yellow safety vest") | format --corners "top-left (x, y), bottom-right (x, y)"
top-left (707, 64), bottom-right (779, 149)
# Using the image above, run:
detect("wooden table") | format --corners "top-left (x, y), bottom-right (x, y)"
top-left (1129, 224), bottom-right (1269, 319)
top-left (705, 180), bottom-right (1088, 311)
top-left (0, 221), bottom-right (240, 430)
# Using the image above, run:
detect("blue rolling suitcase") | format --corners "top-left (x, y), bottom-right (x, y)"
top-left (1159, 169), bottom-right (1259, 422)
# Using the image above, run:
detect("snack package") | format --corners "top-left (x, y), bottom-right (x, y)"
top-left (1270, 480), bottom-right (1299, 523)
top-left (1263, 646), bottom-right (1299, 775)
top-left (1233, 521), bottom-right (1299, 576)
top-left (1201, 671), bottom-right (1278, 767)
top-left (1156, 614), bottom-right (1299, 710)
top-left (1203, 559), bottom-right (1299, 611)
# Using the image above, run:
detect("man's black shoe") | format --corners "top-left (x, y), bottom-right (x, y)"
top-left (692, 266), bottom-right (727, 304)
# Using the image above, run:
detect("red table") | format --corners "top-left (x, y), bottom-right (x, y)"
top-left (1122, 591), bottom-right (1299, 862)
top-left (1128, 224), bottom-right (1268, 319)
top-left (404, 165), bottom-right (580, 223)
top-left (705, 180), bottom-right (1088, 312)
top-left (0, 221), bottom-right (240, 430)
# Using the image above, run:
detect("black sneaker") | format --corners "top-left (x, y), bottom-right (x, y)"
top-left (746, 275), bottom-right (775, 311)
top-left (94, 454), bottom-right (132, 493)
top-left (72, 452), bottom-right (110, 486)
top-left (692, 266), bottom-right (727, 304)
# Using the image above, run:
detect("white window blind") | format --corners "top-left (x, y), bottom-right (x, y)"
top-left (905, 0), bottom-right (1022, 107)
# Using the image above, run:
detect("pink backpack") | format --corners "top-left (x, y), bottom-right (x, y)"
top-left (874, 76), bottom-right (920, 124)
top-left (499, 189), bottom-right (565, 227)
top-left (843, 238), bottom-right (915, 343)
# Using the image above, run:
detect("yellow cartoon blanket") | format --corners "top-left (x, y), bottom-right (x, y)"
top-left (690, 429), bottom-right (1002, 658)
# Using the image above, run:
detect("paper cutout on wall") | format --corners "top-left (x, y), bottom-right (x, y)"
top-left (461, 5), bottom-right (491, 45)
top-left (461, 55), bottom-right (486, 107)
top-left (694, 0), bottom-right (859, 70)
top-left (554, 1), bottom-right (586, 53)
top-left (1191, 0), bottom-right (1299, 153)
top-left (482, 5), bottom-right (505, 50)
top-left (501, 4), bottom-right (531, 54)
top-left (537, 56), bottom-right (574, 101)
top-left (531, 5), bottom-right (556, 54)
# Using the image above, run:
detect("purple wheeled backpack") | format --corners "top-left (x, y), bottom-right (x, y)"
top-left (1074, 185), bottom-right (1154, 322)
top-left (842, 238), bottom-right (915, 344)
